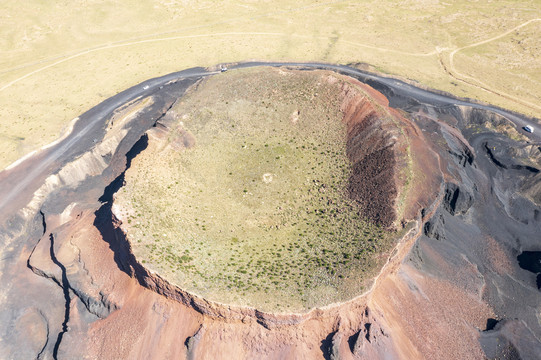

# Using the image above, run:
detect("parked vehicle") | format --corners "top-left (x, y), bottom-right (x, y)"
top-left (523, 125), bottom-right (534, 133)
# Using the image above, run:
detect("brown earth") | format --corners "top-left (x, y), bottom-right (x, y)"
top-left (340, 79), bottom-right (400, 228)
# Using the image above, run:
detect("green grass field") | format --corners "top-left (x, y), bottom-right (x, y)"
top-left (115, 68), bottom-right (394, 311)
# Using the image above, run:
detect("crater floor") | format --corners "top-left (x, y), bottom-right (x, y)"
top-left (114, 67), bottom-right (408, 311)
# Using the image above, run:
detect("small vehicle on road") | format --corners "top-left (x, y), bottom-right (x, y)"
top-left (221, 66), bottom-right (228, 72)
top-left (523, 125), bottom-right (534, 133)
top-left (143, 85), bottom-right (150, 90)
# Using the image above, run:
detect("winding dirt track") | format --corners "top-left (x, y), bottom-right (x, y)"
top-left (447, 18), bottom-right (541, 113)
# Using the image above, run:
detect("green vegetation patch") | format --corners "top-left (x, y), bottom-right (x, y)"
top-left (117, 68), bottom-right (394, 311)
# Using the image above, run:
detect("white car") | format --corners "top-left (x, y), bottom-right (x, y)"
top-left (523, 125), bottom-right (534, 133)
top-left (143, 85), bottom-right (150, 90)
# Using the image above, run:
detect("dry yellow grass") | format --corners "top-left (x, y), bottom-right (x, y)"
top-left (452, 21), bottom-right (541, 112)
top-left (1, 0), bottom-right (540, 169)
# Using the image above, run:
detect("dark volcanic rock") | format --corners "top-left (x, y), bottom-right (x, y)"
top-left (480, 319), bottom-right (541, 360)
top-left (517, 251), bottom-right (541, 290)
top-left (348, 146), bottom-right (397, 227)
top-left (185, 325), bottom-right (205, 360)
top-left (443, 182), bottom-right (473, 216)
top-left (423, 212), bottom-right (446, 241)
top-left (340, 81), bottom-right (409, 228)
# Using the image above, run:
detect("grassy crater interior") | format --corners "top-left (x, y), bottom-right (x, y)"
top-left (115, 67), bottom-right (399, 312)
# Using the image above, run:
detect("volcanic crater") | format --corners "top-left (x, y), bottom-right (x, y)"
top-left (112, 67), bottom-right (422, 312)
top-left (6, 62), bottom-right (540, 359)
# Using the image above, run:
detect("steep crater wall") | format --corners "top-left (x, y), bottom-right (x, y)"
top-left (340, 81), bottom-right (406, 227)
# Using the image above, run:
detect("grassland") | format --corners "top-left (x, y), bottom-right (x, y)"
top-left (115, 68), bottom-right (394, 311)
top-left (451, 20), bottom-right (541, 112)
top-left (1, 0), bottom-right (540, 170)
